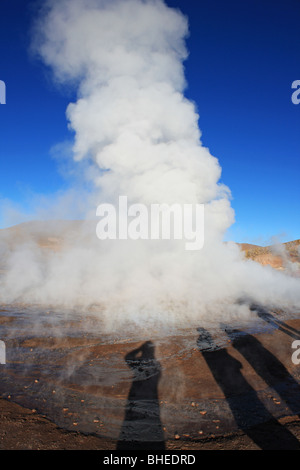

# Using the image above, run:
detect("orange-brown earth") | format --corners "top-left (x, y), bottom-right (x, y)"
top-left (240, 239), bottom-right (300, 270)
top-left (0, 310), bottom-right (300, 450)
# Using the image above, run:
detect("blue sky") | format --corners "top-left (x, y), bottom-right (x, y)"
top-left (0, 0), bottom-right (299, 244)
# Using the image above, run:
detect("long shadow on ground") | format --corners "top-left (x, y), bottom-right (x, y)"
top-left (197, 327), bottom-right (300, 450)
top-left (117, 341), bottom-right (165, 450)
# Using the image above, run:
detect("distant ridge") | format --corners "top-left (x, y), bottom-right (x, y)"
top-left (0, 220), bottom-right (299, 270)
top-left (239, 239), bottom-right (300, 269)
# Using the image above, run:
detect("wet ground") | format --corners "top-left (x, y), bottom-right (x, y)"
top-left (0, 305), bottom-right (300, 449)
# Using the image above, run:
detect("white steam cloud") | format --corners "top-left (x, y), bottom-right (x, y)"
top-left (0, 0), bottom-right (299, 331)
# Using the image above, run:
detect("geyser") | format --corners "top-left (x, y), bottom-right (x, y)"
top-left (0, 0), bottom-right (299, 332)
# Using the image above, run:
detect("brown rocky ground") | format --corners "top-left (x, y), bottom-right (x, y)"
top-left (1, 312), bottom-right (300, 450)
top-left (1, 396), bottom-right (300, 450)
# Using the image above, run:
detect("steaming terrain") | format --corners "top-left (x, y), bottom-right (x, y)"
top-left (1, 300), bottom-right (300, 449)
top-left (1, 219), bottom-right (300, 335)
top-left (1, 220), bottom-right (299, 269)
top-left (0, 223), bottom-right (300, 448)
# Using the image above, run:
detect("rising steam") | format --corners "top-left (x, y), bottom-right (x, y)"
top-left (0, 0), bottom-right (299, 331)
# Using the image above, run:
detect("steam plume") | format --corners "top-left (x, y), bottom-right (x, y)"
top-left (0, 0), bottom-right (299, 331)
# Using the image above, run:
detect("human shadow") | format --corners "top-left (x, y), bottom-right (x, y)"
top-left (197, 327), bottom-right (300, 449)
top-left (222, 325), bottom-right (300, 417)
top-left (116, 341), bottom-right (165, 450)
top-left (254, 305), bottom-right (300, 340)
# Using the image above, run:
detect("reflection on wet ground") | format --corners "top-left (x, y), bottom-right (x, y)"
top-left (0, 305), bottom-right (300, 447)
